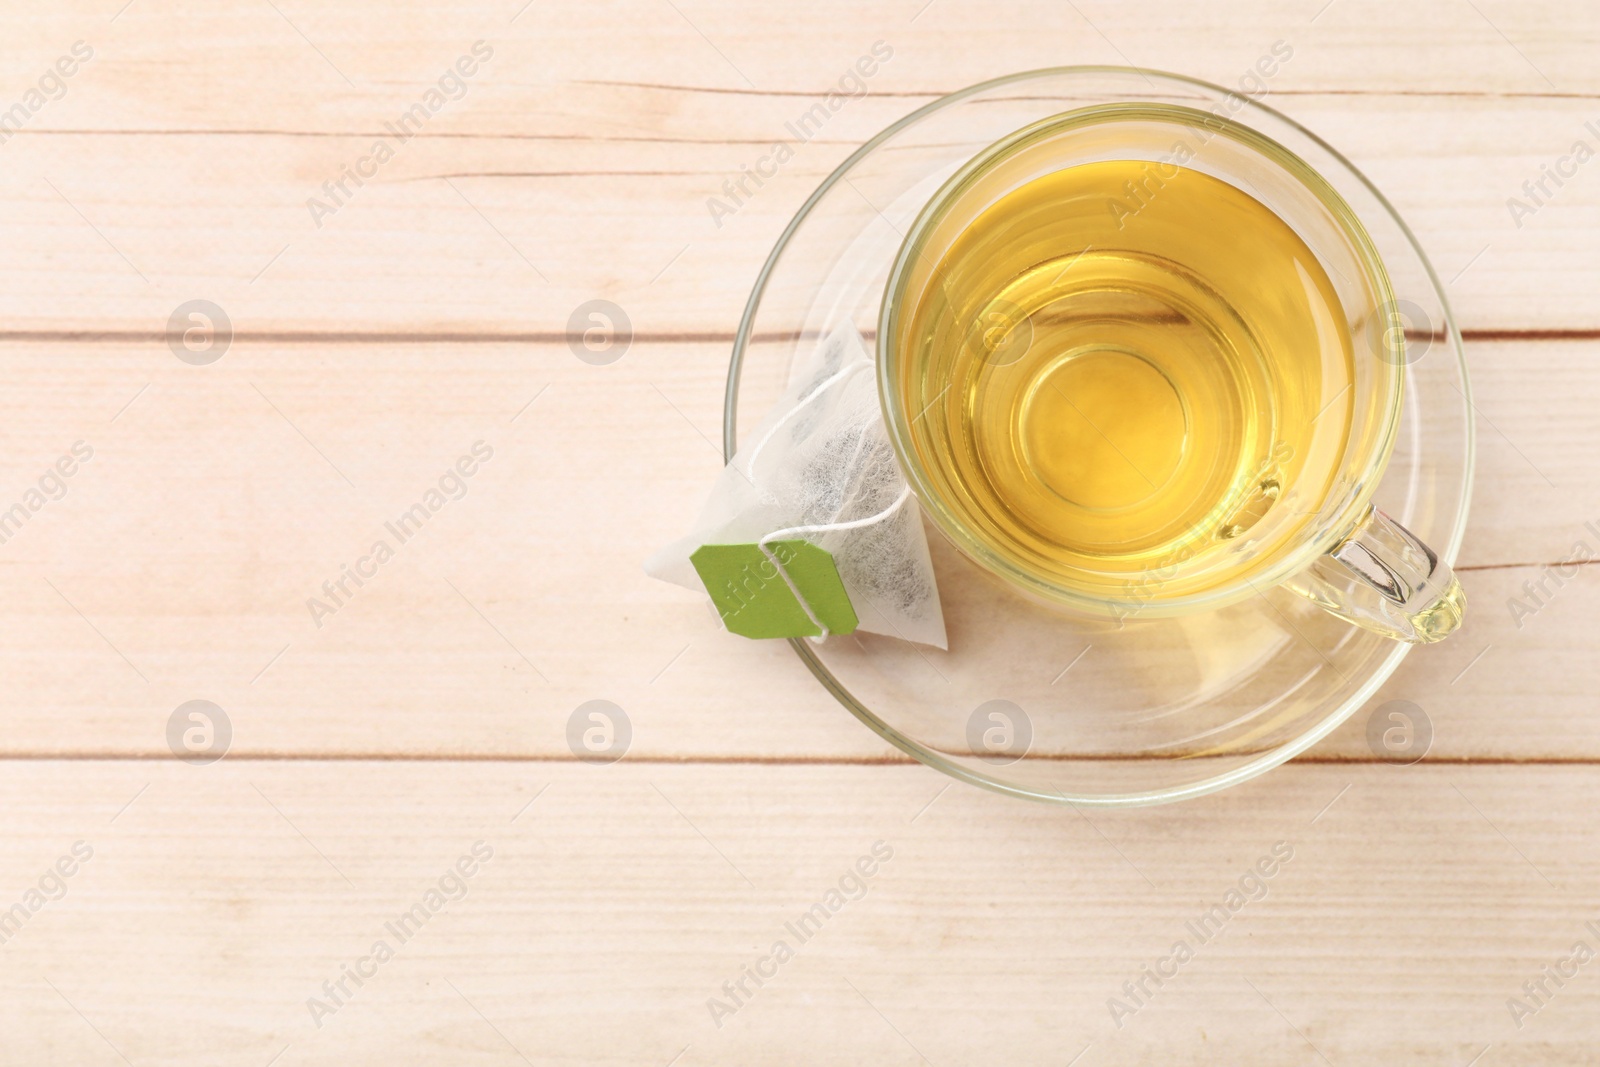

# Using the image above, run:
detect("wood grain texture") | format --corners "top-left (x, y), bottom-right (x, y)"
top-left (2, 760), bottom-right (1598, 1066)
top-left (0, 339), bottom-right (1591, 759)
top-left (1, 94), bottom-right (1597, 334)
top-left (0, 2), bottom-right (1598, 334)
top-left (2, 0), bottom-right (1597, 1063)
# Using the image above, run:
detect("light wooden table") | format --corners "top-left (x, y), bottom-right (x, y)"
top-left (0, 1), bottom-right (1596, 1063)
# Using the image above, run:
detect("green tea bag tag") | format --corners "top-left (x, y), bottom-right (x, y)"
top-left (690, 540), bottom-right (858, 639)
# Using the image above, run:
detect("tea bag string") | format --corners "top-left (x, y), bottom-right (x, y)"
top-left (758, 483), bottom-right (912, 641)
top-left (743, 357), bottom-right (873, 478)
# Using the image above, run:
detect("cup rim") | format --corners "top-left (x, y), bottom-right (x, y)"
top-left (876, 96), bottom-right (1406, 619)
top-left (724, 65), bottom-right (1475, 807)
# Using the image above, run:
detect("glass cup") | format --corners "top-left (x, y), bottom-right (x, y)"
top-left (728, 67), bottom-right (1473, 805)
top-left (878, 102), bottom-right (1465, 644)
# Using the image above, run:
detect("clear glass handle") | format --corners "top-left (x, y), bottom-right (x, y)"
top-left (1283, 506), bottom-right (1465, 644)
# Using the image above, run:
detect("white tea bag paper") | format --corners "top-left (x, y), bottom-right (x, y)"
top-left (645, 324), bottom-right (948, 649)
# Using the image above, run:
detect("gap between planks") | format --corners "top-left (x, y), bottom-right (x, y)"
top-left (0, 328), bottom-right (1596, 345)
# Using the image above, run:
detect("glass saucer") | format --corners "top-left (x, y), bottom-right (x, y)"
top-left (724, 68), bottom-right (1473, 806)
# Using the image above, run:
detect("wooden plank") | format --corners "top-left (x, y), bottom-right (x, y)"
top-left (0, 1), bottom-right (1595, 333)
top-left (9, 0), bottom-right (1596, 126)
top-left (0, 759), bottom-right (1593, 1065)
top-left (0, 338), bottom-right (1591, 760)
top-left (0, 98), bottom-right (1596, 335)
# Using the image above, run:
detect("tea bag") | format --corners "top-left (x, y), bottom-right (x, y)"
top-left (645, 323), bottom-right (948, 649)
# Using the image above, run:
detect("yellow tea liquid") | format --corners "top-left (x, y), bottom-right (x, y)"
top-left (895, 159), bottom-right (1358, 598)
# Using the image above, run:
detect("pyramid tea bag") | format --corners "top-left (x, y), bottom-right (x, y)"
top-left (646, 324), bottom-right (947, 649)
